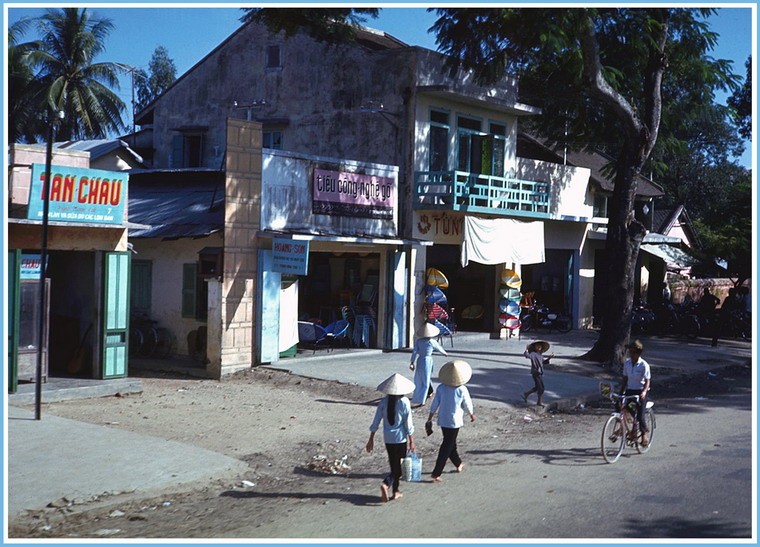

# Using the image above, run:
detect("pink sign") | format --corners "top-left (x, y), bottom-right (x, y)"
top-left (313, 168), bottom-right (395, 219)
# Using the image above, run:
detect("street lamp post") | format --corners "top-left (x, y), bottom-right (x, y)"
top-left (35, 109), bottom-right (63, 421)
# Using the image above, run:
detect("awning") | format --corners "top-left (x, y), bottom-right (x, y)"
top-left (640, 244), bottom-right (699, 268)
top-left (461, 216), bottom-right (545, 267)
top-left (257, 231), bottom-right (432, 246)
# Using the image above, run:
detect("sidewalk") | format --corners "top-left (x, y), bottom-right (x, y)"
top-left (7, 330), bottom-right (752, 519)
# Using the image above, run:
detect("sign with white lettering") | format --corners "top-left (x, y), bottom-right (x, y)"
top-left (20, 254), bottom-right (47, 279)
top-left (313, 168), bottom-right (395, 219)
top-left (272, 238), bottom-right (309, 275)
top-left (27, 163), bottom-right (128, 225)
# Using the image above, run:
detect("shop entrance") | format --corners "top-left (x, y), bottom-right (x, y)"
top-left (520, 249), bottom-right (574, 314)
top-left (426, 245), bottom-right (498, 332)
top-left (8, 249), bottom-right (130, 389)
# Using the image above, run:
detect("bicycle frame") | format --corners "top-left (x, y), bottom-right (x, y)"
top-left (600, 388), bottom-right (655, 463)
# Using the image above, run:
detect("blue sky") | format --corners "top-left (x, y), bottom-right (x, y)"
top-left (5, 5), bottom-right (754, 166)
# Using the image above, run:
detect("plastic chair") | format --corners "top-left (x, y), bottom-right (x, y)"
top-left (325, 319), bottom-right (350, 350)
top-left (297, 321), bottom-right (329, 353)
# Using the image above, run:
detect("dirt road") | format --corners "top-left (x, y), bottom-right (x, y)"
top-left (10, 364), bottom-right (751, 539)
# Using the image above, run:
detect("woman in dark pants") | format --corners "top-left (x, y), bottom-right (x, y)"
top-left (366, 373), bottom-right (416, 502)
top-left (427, 360), bottom-right (476, 482)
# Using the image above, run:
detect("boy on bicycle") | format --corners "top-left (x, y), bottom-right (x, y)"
top-left (620, 339), bottom-right (651, 447)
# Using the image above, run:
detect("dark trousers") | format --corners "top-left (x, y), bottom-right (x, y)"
top-left (432, 427), bottom-right (461, 478)
top-left (526, 372), bottom-right (544, 396)
top-left (384, 442), bottom-right (407, 493)
top-left (623, 389), bottom-right (648, 432)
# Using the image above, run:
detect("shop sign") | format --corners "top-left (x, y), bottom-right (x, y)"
top-left (272, 238), bottom-right (309, 275)
top-left (313, 168), bottom-right (395, 220)
top-left (415, 211), bottom-right (465, 244)
top-left (27, 164), bottom-right (127, 225)
top-left (19, 254), bottom-right (47, 279)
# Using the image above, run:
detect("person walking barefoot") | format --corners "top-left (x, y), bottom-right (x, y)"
top-left (427, 360), bottom-right (475, 483)
top-left (366, 373), bottom-right (416, 502)
top-left (409, 322), bottom-right (448, 408)
top-left (522, 340), bottom-right (552, 407)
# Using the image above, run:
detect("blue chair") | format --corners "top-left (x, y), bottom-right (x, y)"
top-left (325, 319), bottom-right (350, 350)
top-left (297, 321), bottom-right (329, 354)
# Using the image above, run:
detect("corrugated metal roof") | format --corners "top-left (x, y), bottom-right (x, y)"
top-left (128, 173), bottom-right (225, 239)
top-left (55, 139), bottom-right (145, 165)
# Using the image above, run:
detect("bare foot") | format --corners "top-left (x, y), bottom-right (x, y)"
top-left (380, 483), bottom-right (389, 502)
top-left (391, 492), bottom-right (404, 500)
top-left (456, 463), bottom-right (465, 473)
top-left (431, 476), bottom-right (443, 483)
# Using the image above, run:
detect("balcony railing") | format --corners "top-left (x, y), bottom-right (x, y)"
top-left (414, 171), bottom-right (549, 219)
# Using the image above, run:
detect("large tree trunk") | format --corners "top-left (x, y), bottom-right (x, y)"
top-left (583, 151), bottom-right (647, 369)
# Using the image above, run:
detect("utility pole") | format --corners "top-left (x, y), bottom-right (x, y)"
top-left (36, 108), bottom-right (63, 420)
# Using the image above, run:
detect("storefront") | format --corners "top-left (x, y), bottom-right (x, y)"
top-left (256, 148), bottom-right (419, 361)
top-left (8, 145), bottom-right (130, 392)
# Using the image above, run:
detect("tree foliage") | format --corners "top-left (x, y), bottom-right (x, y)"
top-left (10, 8), bottom-right (127, 142)
top-left (239, 7), bottom-right (379, 43)
top-left (8, 17), bottom-right (43, 142)
top-left (430, 8), bottom-right (740, 366)
top-left (728, 56), bottom-right (752, 140)
top-left (134, 46), bottom-right (177, 112)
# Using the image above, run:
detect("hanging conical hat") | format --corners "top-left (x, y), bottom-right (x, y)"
top-left (425, 286), bottom-right (448, 304)
top-left (376, 373), bottom-right (416, 395)
top-left (438, 359), bottom-right (472, 387)
top-left (499, 314), bottom-right (521, 328)
top-left (416, 322), bottom-right (440, 339)
top-left (501, 269), bottom-right (522, 288)
top-left (426, 268), bottom-right (449, 288)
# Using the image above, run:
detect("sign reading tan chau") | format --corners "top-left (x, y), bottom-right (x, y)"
top-left (313, 168), bottom-right (395, 220)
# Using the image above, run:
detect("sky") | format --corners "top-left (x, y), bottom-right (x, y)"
top-left (4, 4), bottom-right (755, 166)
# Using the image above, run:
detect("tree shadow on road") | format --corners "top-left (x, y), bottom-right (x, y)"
top-left (469, 446), bottom-right (607, 467)
top-left (628, 515), bottom-right (750, 539)
top-left (220, 487), bottom-right (379, 507)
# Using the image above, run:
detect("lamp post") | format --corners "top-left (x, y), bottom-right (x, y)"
top-left (35, 108), bottom-right (63, 421)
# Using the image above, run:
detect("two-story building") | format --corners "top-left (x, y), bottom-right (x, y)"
top-left (129, 20), bottom-right (662, 373)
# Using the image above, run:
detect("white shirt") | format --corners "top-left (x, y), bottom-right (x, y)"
top-left (623, 357), bottom-right (651, 389)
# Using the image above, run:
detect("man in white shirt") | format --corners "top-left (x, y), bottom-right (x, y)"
top-left (621, 339), bottom-right (651, 447)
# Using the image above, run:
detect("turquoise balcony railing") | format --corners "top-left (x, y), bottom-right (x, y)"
top-left (413, 171), bottom-right (550, 219)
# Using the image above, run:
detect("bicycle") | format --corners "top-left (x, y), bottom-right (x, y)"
top-left (599, 382), bottom-right (656, 463)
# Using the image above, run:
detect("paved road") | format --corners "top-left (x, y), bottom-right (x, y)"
top-left (225, 386), bottom-right (753, 539)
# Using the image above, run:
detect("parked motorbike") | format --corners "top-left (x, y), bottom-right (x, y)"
top-left (631, 300), bottom-right (657, 334)
top-left (656, 301), bottom-right (700, 338)
top-left (520, 302), bottom-right (572, 334)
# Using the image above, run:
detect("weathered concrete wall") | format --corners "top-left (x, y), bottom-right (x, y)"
top-left (150, 22), bottom-right (410, 171)
top-left (129, 234), bottom-right (223, 358)
top-left (9, 144), bottom-right (89, 208)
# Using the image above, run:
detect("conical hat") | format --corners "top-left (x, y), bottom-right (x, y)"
top-left (529, 340), bottom-right (550, 353)
top-left (438, 359), bottom-right (472, 387)
top-left (416, 322), bottom-right (440, 338)
top-left (501, 269), bottom-right (522, 288)
top-left (426, 268), bottom-right (449, 288)
top-left (376, 373), bottom-right (415, 395)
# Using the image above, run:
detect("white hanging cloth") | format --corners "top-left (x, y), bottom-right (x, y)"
top-left (460, 216), bottom-right (546, 267)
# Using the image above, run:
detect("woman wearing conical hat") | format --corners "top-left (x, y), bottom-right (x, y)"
top-left (409, 322), bottom-right (449, 408)
top-left (366, 373), bottom-right (416, 502)
top-left (427, 360), bottom-right (476, 482)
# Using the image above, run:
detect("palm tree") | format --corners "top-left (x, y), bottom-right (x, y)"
top-left (27, 7), bottom-right (127, 140)
top-left (8, 17), bottom-right (44, 142)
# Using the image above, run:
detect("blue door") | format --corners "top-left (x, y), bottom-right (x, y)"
top-left (102, 252), bottom-right (130, 378)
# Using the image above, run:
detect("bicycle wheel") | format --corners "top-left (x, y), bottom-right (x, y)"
top-left (601, 415), bottom-right (625, 463)
top-left (636, 409), bottom-right (656, 454)
top-left (129, 327), bottom-right (143, 357)
top-left (140, 326), bottom-right (158, 357)
top-left (154, 327), bottom-right (174, 358)
top-left (521, 314), bottom-right (534, 333)
top-left (555, 314), bottom-right (572, 333)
